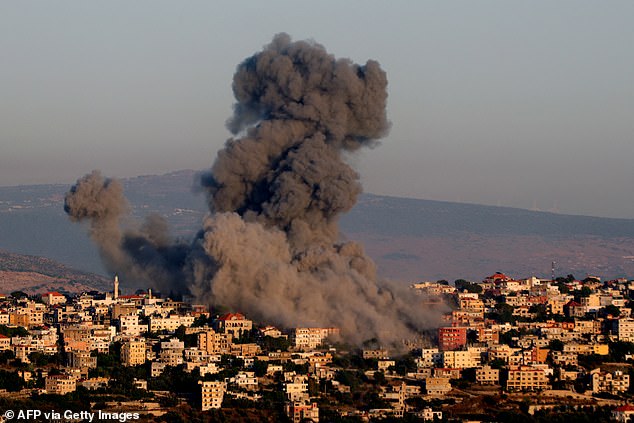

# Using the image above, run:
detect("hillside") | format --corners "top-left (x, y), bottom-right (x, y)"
top-left (1, 170), bottom-right (633, 283)
top-left (0, 250), bottom-right (111, 294)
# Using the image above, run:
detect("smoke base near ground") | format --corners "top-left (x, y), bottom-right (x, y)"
top-left (64, 33), bottom-right (441, 346)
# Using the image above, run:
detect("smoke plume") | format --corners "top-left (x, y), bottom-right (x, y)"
top-left (65, 34), bottom-right (438, 346)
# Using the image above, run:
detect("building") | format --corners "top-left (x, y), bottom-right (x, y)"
top-left (215, 313), bottom-right (253, 337)
top-left (612, 405), bottom-right (634, 423)
top-left (118, 314), bottom-right (146, 337)
top-left (420, 408), bottom-right (443, 422)
top-left (0, 334), bottom-right (10, 350)
top-left (284, 401), bottom-right (319, 423)
top-left (198, 328), bottom-right (232, 355)
top-left (67, 351), bottom-right (97, 369)
top-left (425, 376), bottom-right (452, 396)
top-left (418, 348), bottom-right (443, 368)
top-left (42, 292), bottom-right (66, 306)
top-left (285, 380), bottom-right (309, 402)
top-left (149, 315), bottom-right (195, 332)
top-left (121, 339), bottom-right (146, 366)
top-left (442, 350), bottom-right (480, 369)
top-left (476, 365), bottom-right (500, 385)
top-left (45, 374), bottom-right (77, 395)
top-left (363, 349), bottom-right (388, 359)
top-left (614, 318), bottom-right (634, 342)
top-left (292, 328), bottom-right (339, 350)
top-left (506, 366), bottom-right (549, 392)
top-left (592, 370), bottom-right (630, 395)
top-left (438, 327), bottom-right (467, 351)
top-left (200, 381), bottom-right (226, 410)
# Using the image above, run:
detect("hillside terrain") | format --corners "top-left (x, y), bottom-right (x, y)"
top-left (0, 250), bottom-right (110, 294)
top-left (1, 170), bottom-right (633, 284)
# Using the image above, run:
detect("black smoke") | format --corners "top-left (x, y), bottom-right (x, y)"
top-left (65, 34), bottom-right (438, 345)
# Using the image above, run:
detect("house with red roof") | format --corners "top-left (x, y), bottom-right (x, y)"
top-left (42, 291), bottom-right (66, 306)
top-left (612, 405), bottom-right (634, 422)
top-left (564, 300), bottom-right (585, 318)
top-left (0, 334), bottom-right (10, 350)
top-left (215, 313), bottom-right (253, 337)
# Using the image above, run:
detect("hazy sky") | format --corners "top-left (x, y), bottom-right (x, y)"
top-left (1, 1), bottom-right (633, 218)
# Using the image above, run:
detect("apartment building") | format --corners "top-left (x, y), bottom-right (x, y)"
top-left (506, 366), bottom-right (549, 391)
top-left (200, 381), bottom-right (226, 410)
top-left (121, 339), bottom-right (146, 366)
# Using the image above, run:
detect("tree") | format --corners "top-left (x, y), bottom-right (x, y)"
top-left (601, 304), bottom-right (621, 318)
top-left (490, 303), bottom-right (515, 324)
top-left (548, 339), bottom-right (564, 352)
top-left (467, 329), bottom-right (479, 344)
top-left (455, 279), bottom-right (483, 294)
top-left (0, 370), bottom-right (25, 391)
top-left (10, 291), bottom-right (28, 299)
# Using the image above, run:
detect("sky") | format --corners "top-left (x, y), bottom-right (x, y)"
top-left (1, 1), bottom-right (633, 218)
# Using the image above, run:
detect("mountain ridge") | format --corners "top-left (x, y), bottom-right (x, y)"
top-left (1, 170), bottom-right (633, 283)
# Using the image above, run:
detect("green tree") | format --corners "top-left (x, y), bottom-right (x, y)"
top-left (601, 304), bottom-right (621, 318)
top-left (548, 339), bottom-right (564, 352)
top-left (0, 370), bottom-right (25, 391)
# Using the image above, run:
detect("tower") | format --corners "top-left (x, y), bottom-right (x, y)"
top-left (114, 275), bottom-right (119, 300)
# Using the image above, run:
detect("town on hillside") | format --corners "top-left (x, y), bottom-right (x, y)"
top-left (0, 272), bottom-right (633, 422)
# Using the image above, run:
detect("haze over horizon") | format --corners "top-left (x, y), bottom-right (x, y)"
top-left (2, 1), bottom-right (633, 218)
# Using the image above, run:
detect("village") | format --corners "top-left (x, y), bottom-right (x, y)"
top-left (0, 272), bottom-right (633, 422)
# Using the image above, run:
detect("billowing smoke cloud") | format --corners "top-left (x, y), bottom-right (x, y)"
top-left (65, 34), bottom-right (440, 345)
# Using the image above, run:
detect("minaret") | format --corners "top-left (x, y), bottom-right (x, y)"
top-left (148, 288), bottom-right (152, 300)
top-left (114, 275), bottom-right (119, 300)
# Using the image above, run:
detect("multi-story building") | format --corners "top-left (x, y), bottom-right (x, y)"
top-left (200, 381), bottom-right (226, 410)
top-left (198, 328), bottom-right (232, 355)
top-left (159, 338), bottom-right (184, 366)
top-left (45, 374), bottom-right (77, 395)
top-left (292, 328), bottom-right (339, 350)
top-left (438, 327), bottom-right (467, 351)
top-left (505, 366), bottom-right (549, 391)
top-left (592, 370), bottom-right (630, 395)
top-left (121, 339), bottom-right (146, 366)
top-left (67, 350), bottom-right (97, 369)
top-left (215, 313), bottom-right (253, 337)
top-left (0, 334), bottom-right (10, 350)
top-left (284, 401), bottom-right (319, 423)
top-left (149, 315), bottom-right (195, 332)
top-left (118, 314), bottom-right (146, 337)
top-left (476, 365), bottom-right (499, 385)
top-left (417, 348), bottom-right (443, 368)
top-left (442, 350), bottom-right (480, 369)
top-left (425, 376), bottom-right (452, 396)
top-left (42, 292), bottom-right (66, 306)
top-left (614, 318), bottom-right (634, 342)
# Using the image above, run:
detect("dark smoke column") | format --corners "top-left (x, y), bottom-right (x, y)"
top-left (65, 34), bottom-right (436, 346)
top-left (195, 33), bottom-right (432, 345)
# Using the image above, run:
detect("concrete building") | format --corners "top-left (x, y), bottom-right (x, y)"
top-left (45, 374), bottom-right (77, 395)
top-left (284, 401), bottom-right (319, 423)
top-left (42, 292), bottom-right (66, 306)
top-left (121, 339), bottom-right (146, 366)
top-left (476, 365), bottom-right (500, 385)
top-left (292, 328), bottom-right (339, 350)
top-left (198, 328), bottom-right (232, 355)
top-left (425, 376), bottom-right (452, 396)
top-left (67, 350), bottom-right (97, 369)
top-left (215, 313), bottom-right (253, 337)
top-left (438, 327), bottom-right (467, 351)
top-left (506, 366), bottom-right (549, 392)
top-left (200, 381), bottom-right (226, 410)
top-left (592, 370), bottom-right (630, 395)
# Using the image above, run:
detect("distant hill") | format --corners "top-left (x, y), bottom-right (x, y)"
top-left (0, 250), bottom-right (110, 294)
top-left (1, 170), bottom-right (633, 284)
